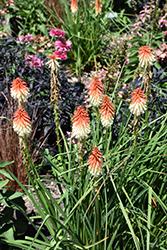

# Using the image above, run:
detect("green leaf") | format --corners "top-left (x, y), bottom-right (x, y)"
top-left (0, 179), bottom-right (9, 189)
top-left (0, 161), bottom-right (14, 169)
top-left (0, 170), bottom-right (13, 180)
top-left (1, 227), bottom-right (14, 241)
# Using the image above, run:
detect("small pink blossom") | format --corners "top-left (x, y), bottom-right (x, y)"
top-left (53, 39), bottom-right (72, 52)
top-left (122, 84), bottom-right (127, 89)
top-left (53, 50), bottom-right (67, 61)
top-left (49, 28), bottom-right (65, 37)
top-left (25, 54), bottom-right (44, 70)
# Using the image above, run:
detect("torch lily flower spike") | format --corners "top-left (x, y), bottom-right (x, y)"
top-left (138, 45), bottom-right (155, 68)
top-left (88, 76), bottom-right (104, 107)
top-left (88, 146), bottom-right (103, 176)
top-left (129, 88), bottom-right (147, 117)
top-left (13, 108), bottom-right (31, 138)
top-left (72, 106), bottom-right (91, 140)
top-left (11, 78), bottom-right (29, 105)
top-left (101, 95), bottom-right (115, 128)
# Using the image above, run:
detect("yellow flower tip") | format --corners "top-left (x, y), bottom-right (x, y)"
top-left (138, 45), bottom-right (155, 68)
top-left (101, 95), bottom-right (115, 128)
top-left (129, 88), bottom-right (147, 116)
top-left (88, 146), bottom-right (103, 176)
top-left (11, 78), bottom-right (29, 103)
top-left (88, 76), bottom-right (104, 107)
top-left (72, 106), bottom-right (90, 140)
top-left (13, 108), bottom-right (31, 138)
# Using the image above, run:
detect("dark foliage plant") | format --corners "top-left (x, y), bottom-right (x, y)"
top-left (0, 36), bottom-right (85, 156)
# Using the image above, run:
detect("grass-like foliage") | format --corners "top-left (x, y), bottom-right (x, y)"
top-left (0, 0), bottom-right (167, 249)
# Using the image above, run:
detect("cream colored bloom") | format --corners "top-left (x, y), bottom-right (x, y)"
top-left (138, 45), bottom-right (155, 68)
top-left (101, 95), bottom-right (115, 128)
top-left (71, 0), bottom-right (78, 13)
top-left (46, 54), bottom-right (59, 71)
top-left (88, 76), bottom-right (104, 107)
top-left (72, 106), bottom-right (90, 140)
top-left (13, 108), bottom-right (31, 138)
top-left (129, 88), bottom-right (147, 116)
top-left (11, 78), bottom-right (29, 104)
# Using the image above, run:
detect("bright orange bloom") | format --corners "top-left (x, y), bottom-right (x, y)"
top-left (11, 78), bottom-right (29, 104)
top-left (101, 95), bottom-right (115, 128)
top-left (95, 0), bottom-right (102, 15)
top-left (129, 88), bottom-right (147, 116)
top-left (138, 45), bottom-right (155, 68)
top-left (88, 76), bottom-right (104, 107)
top-left (71, 0), bottom-right (78, 13)
top-left (88, 146), bottom-right (103, 176)
top-left (13, 108), bottom-right (31, 138)
top-left (72, 106), bottom-right (90, 140)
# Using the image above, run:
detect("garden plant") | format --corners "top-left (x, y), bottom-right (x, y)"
top-left (0, 0), bottom-right (167, 249)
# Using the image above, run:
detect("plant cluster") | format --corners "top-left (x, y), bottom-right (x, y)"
top-left (0, 0), bottom-right (167, 249)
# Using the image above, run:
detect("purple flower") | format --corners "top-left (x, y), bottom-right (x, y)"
top-left (2, 20), bottom-right (6, 24)
top-left (50, 28), bottom-right (65, 37)
top-left (53, 39), bottom-right (72, 52)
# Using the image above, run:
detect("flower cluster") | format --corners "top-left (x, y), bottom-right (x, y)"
top-left (159, 12), bottom-right (167, 29)
top-left (155, 43), bottom-right (167, 63)
top-left (25, 54), bottom-right (44, 70)
top-left (50, 28), bottom-right (65, 37)
top-left (16, 33), bottom-right (34, 44)
top-left (49, 28), bottom-right (72, 61)
top-left (11, 78), bottom-right (32, 139)
top-left (53, 39), bottom-right (72, 53)
top-left (131, 4), bottom-right (156, 37)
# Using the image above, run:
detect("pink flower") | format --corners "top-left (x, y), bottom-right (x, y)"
top-left (25, 55), bottom-right (44, 70)
top-left (49, 28), bottom-right (65, 37)
top-left (53, 50), bottom-right (67, 61)
top-left (53, 39), bottom-right (72, 52)
top-left (122, 84), bottom-right (127, 89)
